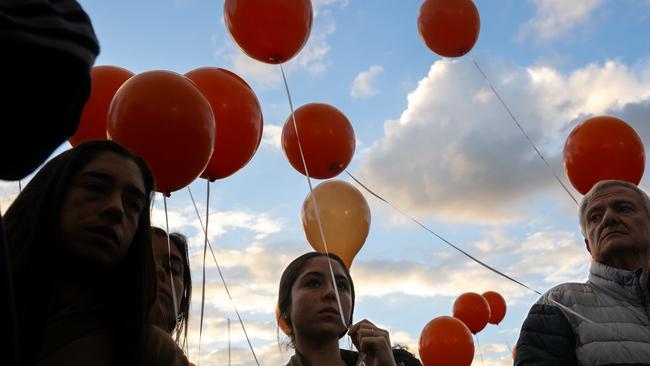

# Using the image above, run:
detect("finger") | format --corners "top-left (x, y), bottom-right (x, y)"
top-left (348, 319), bottom-right (373, 334)
top-left (359, 335), bottom-right (392, 358)
top-left (355, 329), bottom-right (391, 356)
top-left (355, 327), bottom-right (388, 340)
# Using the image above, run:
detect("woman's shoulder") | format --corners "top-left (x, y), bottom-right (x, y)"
top-left (141, 326), bottom-right (188, 366)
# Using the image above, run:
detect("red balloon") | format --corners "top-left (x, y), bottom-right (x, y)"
top-left (452, 292), bottom-right (490, 334)
top-left (564, 115), bottom-right (645, 195)
top-left (185, 67), bottom-right (263, 181)
top-left (224, 0), bottom-right (313, 64)
top-left (70, 65), bottom-right (134, 146)
top-left (281, 103), bottom-right (355, 179)
top-left (419, 316), bottom-right (474, 366)
top-left (418, 0), bottom-right (481, 58)
top-left (482, 291), bottom-right (506, 324)
top-left (107, 70), bottom-right (215, 195)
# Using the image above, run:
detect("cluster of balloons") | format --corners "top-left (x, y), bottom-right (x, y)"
top-left (223, 0), bottom-right (368, 265)
top-left (453, 291), bottom-right (506, 333)
top-left (285, 104), bottom-right (368, 267)
top-left (279, 103), bottom-right (366, 267)
top-left (70, 65), bottom-right (263, 196)
top-left (418, 0), bottom-right (480, 58)
top-left (564, 115), bottom-right (645, 195)
top-left (419, 291), bottom-right (506, 366)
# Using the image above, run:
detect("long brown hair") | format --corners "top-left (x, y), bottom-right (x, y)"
top-left (277, 251), bottom-right (355, 343)
top-left (151, 226), bottom-right (192, 350)
top-left (5, 140), bottom-right (156, 365)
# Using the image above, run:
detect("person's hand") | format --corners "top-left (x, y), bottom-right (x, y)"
top-left (348, 319), bottom-right (396, 366)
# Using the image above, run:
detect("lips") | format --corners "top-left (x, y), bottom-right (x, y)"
top-left (87, 226), bottom-right (120, 246)
top-left (318, 306), bottom-right (340, 316)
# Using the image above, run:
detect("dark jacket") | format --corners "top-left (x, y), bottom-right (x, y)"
top-left (286, 348), bottom-right (422, 366)
top-left (514, 261), bottom-right (650, 365)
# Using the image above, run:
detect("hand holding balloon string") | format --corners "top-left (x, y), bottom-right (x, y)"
top-left (347, 320), bottom-right (397, 366)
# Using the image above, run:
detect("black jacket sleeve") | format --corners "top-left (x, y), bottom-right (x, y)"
top-left (514, 304), bottom-right (578, 366)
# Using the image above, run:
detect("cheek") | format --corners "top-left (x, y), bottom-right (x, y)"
top-left (174, 277), bottom-right (184, 296)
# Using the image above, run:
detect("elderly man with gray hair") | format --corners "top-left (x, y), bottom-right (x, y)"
top-left (514, 180), bottom-right (650, 365)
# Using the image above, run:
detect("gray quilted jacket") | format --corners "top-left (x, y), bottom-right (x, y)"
top-left (515, 261), bottom-right (650, 365)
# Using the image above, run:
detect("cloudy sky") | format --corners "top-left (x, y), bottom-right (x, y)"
top-left (3, 0), bottom-right (650, 365)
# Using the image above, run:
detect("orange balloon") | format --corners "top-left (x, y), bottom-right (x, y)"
top-left (419, 316), bottom-right (474, 366)
top-left (452, 292), bottom-right (490, 334)
top-left (302, 180), bottom-right (370, 268)
top-left (282, 103), bottom-right (355, 179)
top-left (418, 0), bottom-right (481, 58)
top-left (224, 0), bottom-right (313, 64)
top-left (107, 70), bottom-right (215, 195)
top-left (70, 65), bottom-right (134, 146)
top-left (482, 291), bottom-right (506, 324)
top-left (275, 305), bottom-right (290, 335)
top-left (564, 115), bottom-right (645, 195)
top-left (185, 67), bottom-right (263, 181)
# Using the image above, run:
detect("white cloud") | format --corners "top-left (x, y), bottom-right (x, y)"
top-left (356, 58), bottom-right (650, 224)
top-left (261, 124), bottom-right (283, 150)
top-left (351, 65), bottom-right (384, 98)
top-left (0, 181), bottom-right (20, 214)
top-left (518, 0), bottom-right (603, 41)
top-left (512, 229), bottom-right (590, 284)
top-left (151, 202), bottom-right (284, 246)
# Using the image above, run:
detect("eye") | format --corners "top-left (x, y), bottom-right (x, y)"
top-left (163, 264), bottom-right (181, 277)
top-left (618, 205), bottom-right (634, 213)
top-left (82, 181), bottom-right (107, 193)
top-left (306, 279), bottom-right (321, 288)
top-left (336, 281), bottom-right (349, 291)
top-left (171, 266), bottom-right (182, 276)
top-left (588, 212), bottom-right (602, 223)
top-left (125, 198), bottom-right (144, 212)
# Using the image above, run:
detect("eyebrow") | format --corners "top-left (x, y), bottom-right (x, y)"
top-left (301, 271), bottom-right (349, 283)
top-left (586, 199), bottom-right (637, 216)
top-left (80, 171), bottom-right (147, 202)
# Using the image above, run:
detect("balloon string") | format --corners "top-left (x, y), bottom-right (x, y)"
top-left (474, 334), bottom-right (485, 366)
top-left (150, 192), bottom-right (156, 216)
top-left (279, 64), bottom-right (347, 328)
top-left (471, 59), bottom-right (579, 206)
top-left (17, 180), bottom-right (21, 193)
top-left (163, 196), bottom-right (180, 335)
top-left (198, 181), bottom-right (212, 365)
top-left (345, 170), bottom-right (542, 296)
top-left (187, 186), bottom-right (260, 366)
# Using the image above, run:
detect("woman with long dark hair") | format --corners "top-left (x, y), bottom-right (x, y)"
top-left (150, 227), bottom-right (192, 350)
top-left (5, 140), bottom-right (187, 365)
top-left (277, 252), bottom-right (422, 366)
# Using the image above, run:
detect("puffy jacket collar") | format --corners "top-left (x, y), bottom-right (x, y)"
top-left (589, 261), bottom-right (650, 305)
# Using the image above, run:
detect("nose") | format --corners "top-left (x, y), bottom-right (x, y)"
top-left (321, 280), bottom-right (337, 301)
top-left (156, 263), bottom-right (167, 282)
top-left (100, 191), bottom-right (125, 222)
top-left (602, 207), bottom-right (621, 227)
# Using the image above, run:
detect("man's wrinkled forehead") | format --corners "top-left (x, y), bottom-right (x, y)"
top-left (586, 186), bottom-right (644, 211)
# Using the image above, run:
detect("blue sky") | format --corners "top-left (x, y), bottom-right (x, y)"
top-left (2, 0), bottom-right (650, 364)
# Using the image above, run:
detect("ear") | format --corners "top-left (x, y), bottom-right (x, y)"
top-left (585, 238), bottom-right (591, 254)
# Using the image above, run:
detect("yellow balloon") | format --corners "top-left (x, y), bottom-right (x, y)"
top-left (301, 180), bottom-right (371, 268)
